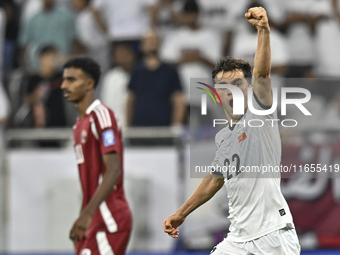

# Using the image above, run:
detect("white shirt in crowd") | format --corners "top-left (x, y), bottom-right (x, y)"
top-left (282, 0), bottom-right (325, 66)
top-left (198, 0), bottom-right (248, 32)
top-left (314, 0), bottom-right (340, 77)
top-left (231, 29), bottom-right (289, 69)
top-left (76, 7), bottom-right (110, 72)
top-left (161, 27), bottom-right (222, 103)
top-left (92, 0), bottom-right (156, 41)
top-left (99, 67), bottom-right (130, 128)
top-left (0, 83), bottom-right (10, 122)
top-left (18, 0), bottom-right (72, 24)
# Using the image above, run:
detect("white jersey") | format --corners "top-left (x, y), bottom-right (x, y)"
top-left (212, 91), bottom-right (294, 242)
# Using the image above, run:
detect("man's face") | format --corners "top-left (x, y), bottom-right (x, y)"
top-left (40, 51), bottom-right (57, 70)
top-left (61, 67), bottom-right (93, 103)
top-left (215, 70), bottom-right (251, 121)
top-left (43, 0), bottom-right (55, 9)
top-left (141, 31), bottom-right (160, 55)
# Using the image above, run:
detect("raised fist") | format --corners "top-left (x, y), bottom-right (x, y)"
top-left (245, 7), bottom-right (270, 32)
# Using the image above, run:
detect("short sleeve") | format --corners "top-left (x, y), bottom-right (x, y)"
top-left (92, 107), bottom-right (121, 155)
top-left (18, 16), bottom-right (33, 46)
top-left (128, 69), bottom-right (138, 92)
top-left (160, 33), bottom-right (181, 63)
top-left (0, 83), bottom-right (10, 120)
top-left (169, 66), bottom-right (182, 93)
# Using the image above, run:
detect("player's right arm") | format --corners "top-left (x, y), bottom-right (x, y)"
top-left (163, 172), bottom-right (224, 238)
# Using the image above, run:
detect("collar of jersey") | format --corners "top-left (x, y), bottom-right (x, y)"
top-left (86, 99), bottom-right (101, 115)
top-left (228, 109), bottom-right (248, 131)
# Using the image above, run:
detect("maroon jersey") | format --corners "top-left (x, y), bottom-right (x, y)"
top-left (73, 100), bottom-right (131, 235)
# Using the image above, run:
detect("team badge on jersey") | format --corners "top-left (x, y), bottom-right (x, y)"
top-left (81, 130), bottom-right (87, 143)
top-left (103, 129), bottom-right (115, 147)
top-left (237, 125), bottom-right (247, 143)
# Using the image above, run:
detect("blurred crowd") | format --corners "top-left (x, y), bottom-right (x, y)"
top-left (0, 0), bottom-right (340, 132)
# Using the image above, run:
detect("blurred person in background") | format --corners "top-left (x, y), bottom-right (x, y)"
top-left (197, 0), bottom-right (247, 57)
top-left (73, 0), bottom-right (110, 73)
top-left (321, 89), bottom-right (340, 131)
top-left (282, 0), bottom-right (326, 78)
top-left (91, 0), bottom-right (156, 54)
top-left (0, 0), bottom-right (20, 74)
top-left (0, 83), bottom-right (10, 128)
top-left (160, 0), bottom-right (222, 106)
top-left (23, 46), bottom-right (66, 128)
top-left (100, 43), bottom-right (136, 129)
top-left (150, 0), bottom-right (181, 39)
top-left (314, 0), bottom-right (340, 78)
top-left (18, 0), bottom-right (75, 24)
top-left (18, 0), bottom-right (79, 72)
top-left (61, 57), bottom-right (132, 255)
top-left (127, 30), bottom-right (186, 127)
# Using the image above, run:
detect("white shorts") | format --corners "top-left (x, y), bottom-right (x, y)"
top-left (210, 228), bottom-right (301, 255)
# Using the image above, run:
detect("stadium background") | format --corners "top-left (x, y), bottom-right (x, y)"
top-left (1, 0), bottom-right (340, 254)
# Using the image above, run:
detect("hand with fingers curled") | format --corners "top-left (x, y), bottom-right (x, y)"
top-left (163, 213), bottom-right (186, 238)
top-left (69, 212), bottom-right (93, 246)
top-left (245, 7), bottom-right (270, 32)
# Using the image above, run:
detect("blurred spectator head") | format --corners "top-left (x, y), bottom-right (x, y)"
top-left (63, 57), bottom-right (101, 88)
top-left (113, 43), bottom-right (136, 71)
top-left (141, 30), bottom-right (161, 56)
top-left (42, 0), bottom-right (55, 10)
top-left (38, 45), bottom-right (59, 74)
top-left (73, 0), bottom-right (90, 11)
top-left (181, 0), bottom-right (200, 28)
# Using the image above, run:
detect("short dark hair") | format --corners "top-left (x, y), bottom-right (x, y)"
top-left (63, 57), bottom-right (101, 88)
top-left (182, 0), bottom-right (199, 13)
top-left (39, 45), bottom-right (57, 56)
top-left (212, 56), bottom-right (252, 82)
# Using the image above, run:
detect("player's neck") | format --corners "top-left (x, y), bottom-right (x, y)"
top-left (225, 110), bottom-right (242, 127)
top-left (76, 92), bottom-right (95, 119)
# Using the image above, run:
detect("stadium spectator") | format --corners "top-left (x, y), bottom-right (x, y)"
top-left (100, 43), bottom-right (136, 128)
top-left (127, 30), bottom-right (186, 127)
top-left (0, 0), bottom-right (20, 73)
top-left (18, 0), bottom-right (74, 23)
top-left (197, 0), bottom-right (248, 56)
top-left (150, 0), bottom-right (180, 38)
top-left (91, 0), bottom-right (156, 43)
top-left (160, 0), bottom-right (222, 104)
top-left (73, 0), bottom-right (110, 73)
top-left (282, 0), bottom-right (326, 78)
top-left (322, 89), bottom-right (340, 131)
top-left (314, 0), bottom-right (340, 78)
top-left (0, 8), bottom-right (5, 82)
top-left (0, 83), bottom-right (10, 127)
top-left (18, 0), bottom-right (79, 72)
top-left (23, 46), bottom-right (66, 128)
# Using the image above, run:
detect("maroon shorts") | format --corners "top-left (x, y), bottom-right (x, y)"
top-left (76, 230), bottom-right (131, 255)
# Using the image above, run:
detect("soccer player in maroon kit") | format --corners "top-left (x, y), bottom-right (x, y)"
top-left (61, 57), bottom-right (132, 255)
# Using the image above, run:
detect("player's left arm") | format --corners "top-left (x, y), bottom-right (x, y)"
top-left (246, 7), bottom-right (272, 106)
top-left (70, 153), bottom-right (121, 243)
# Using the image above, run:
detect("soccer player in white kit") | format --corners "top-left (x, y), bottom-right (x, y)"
top-left (163, 7), bottom-right (301, 255)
